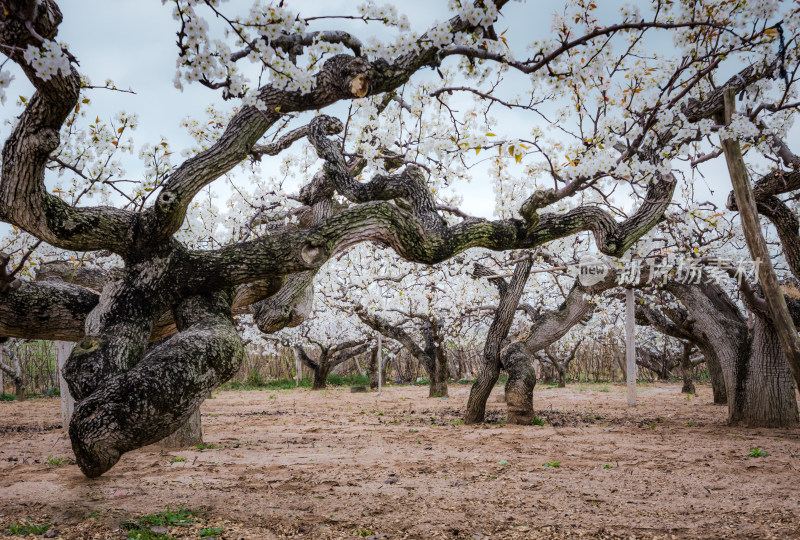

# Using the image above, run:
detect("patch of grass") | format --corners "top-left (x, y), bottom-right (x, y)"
top-left (5, 519), bottom-right (51, 535)
top-left (452, 419), bottom-right (464, 426)
top-left (543, 461), bottom-right (561, 468)
top-left (200, 527), bottom-right (225, 538)
top-left (245, 369), bottom-right (266, 388)
top-left (599, 385), bottom-right (610, 392)
top-left (46, 455), bottom-right (69, 466)
top-left (125, 529), bottom-right (170, 540)
top-left (221, 373), bottom-right (370, 391)
top-left (0, 393), bottom-right (16, 401)
top-left (123, 506), bottom-right (202, 538)
top-left (355, 528), bottom-right (373, 537)
top-left (497, 459), bottom-right (508, 466)
top-left (169, 457), bottom-right (186, 463)
top-left (603, 463), bottom-right (613, 469)
top-left (194, 443), bottom-right (216, 451)
top-left (409, 429), bottom-right (419, 433)
top-left (531, 416), bottom-right (546, 426)
top-left (747, 447), bottom-right (769, 458)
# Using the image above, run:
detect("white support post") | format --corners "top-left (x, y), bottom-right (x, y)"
top-left (377, 334), bottom-right (383, 396)
top-left (55, 341), bottom-right (75, 428)
top-left (625, 287), bottom-right (637, 406)
top-left (295, 352), bottom-right (302, 387)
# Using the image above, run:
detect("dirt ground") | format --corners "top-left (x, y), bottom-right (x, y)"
top-left (1, 382), bottom-right (799, 540)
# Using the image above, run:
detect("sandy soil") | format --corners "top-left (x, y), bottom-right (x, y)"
top-left (1, 382), bottom-right (799, 539)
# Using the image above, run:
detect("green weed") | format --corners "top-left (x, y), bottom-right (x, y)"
top-left (747, 448), bottom-right (769, 458)
top-left (5, 519), bottom-right (50, 535)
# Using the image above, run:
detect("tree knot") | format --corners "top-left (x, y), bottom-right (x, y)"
top-left (299, 241), bottom-right (327, 267)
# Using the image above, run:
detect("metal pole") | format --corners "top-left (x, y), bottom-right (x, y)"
top-left (625, 287), bottom-right (637, 406)
top-left (377, 334), bottom-right (383, 396)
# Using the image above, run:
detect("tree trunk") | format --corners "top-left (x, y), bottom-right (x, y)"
top-left (367, 347), bottom-right (379, 390)
top-left (680, 342), bottom-right (695, 395)
top-left (503, 342), bottom-right (537, 424)
top-left (540, 363), bottom-right (555, 384)
top-left (733, 317), bottom-right (799, 427)
top-left (704, 349), bottom-right (728, 405)
top-left (312, 364), bottom-right (330, 390)
top-left (15, 379), bottom-right (25, 401)
top-left (667, 280), bottom-right (797, 427)
top-left (159, 407), bottom-right (203, 448)
top-left (557, 365), bottom-right (566, 388)
top-left (429, 348), bottom-right (449, 398)
top-left (465, 355), bottom-right (501, 424)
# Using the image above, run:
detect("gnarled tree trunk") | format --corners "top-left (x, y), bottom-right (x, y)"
top-left (503, 342), bottom-right (537, 424)
top-left (667, 279), bottom-right (799, 427)
top-left (465, 259), bottom-right (533, 424)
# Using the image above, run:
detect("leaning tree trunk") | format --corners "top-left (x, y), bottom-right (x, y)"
top-left (680, 342), bottom-right (695, 395)
top-left (465, 352), bottom-right (502, 424)
top-left (503, 342), bottom-right (537, 424)
top-left (67, 292), bottom-right (244, 478)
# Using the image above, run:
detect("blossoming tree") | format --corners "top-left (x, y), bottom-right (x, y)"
top-left (0, 0), bottom-right (797, 478)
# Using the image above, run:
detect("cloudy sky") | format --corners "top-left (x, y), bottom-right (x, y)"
top-left (1, 0), bottom-right (775, 237)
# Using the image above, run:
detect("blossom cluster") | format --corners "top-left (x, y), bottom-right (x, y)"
top-left (22, 40), bottom-right (71, 82)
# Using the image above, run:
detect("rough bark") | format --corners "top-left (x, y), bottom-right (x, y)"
top-left (503, 342), bottom-right (538, 424)
top-left (68, 291), bottom-right (244, 477)
top-left (666, 279), bottom-right (799, 427)
top-left (636, 348), bottom-right (675, 381)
